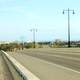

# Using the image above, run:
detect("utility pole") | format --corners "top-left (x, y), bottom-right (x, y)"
top-left (30, 28), bottom-right (37, 48)
top-left (63, 8), bottom-right (75, 47)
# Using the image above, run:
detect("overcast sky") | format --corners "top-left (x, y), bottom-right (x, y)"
top-left (0, 0), bottom-right (80, 41)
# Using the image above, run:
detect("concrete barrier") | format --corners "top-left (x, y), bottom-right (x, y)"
top-left (1, 50), bottom-right (40, 80)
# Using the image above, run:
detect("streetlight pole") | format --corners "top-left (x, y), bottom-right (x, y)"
top-left (63, 8), bottom-right (75, 47)
top-left (30, 28), bottom-right (37, 48)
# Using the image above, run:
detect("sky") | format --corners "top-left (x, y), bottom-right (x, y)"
top-left (0, 0), bottom-right (80, 42)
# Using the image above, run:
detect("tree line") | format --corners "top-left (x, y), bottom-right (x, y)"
top-left (0, 40), bottom-right (80, 51)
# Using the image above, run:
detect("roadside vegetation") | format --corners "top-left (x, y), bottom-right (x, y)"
top-left (0, 39), bottom-right (80, 51)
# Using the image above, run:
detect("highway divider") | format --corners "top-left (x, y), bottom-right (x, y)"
top-left (1, 50), bottom-right (40, 80)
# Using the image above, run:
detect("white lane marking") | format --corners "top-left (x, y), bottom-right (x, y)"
top-left (22, 53), bottom-right (80, 74)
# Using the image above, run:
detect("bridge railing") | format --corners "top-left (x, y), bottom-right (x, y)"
top-left (1, 50), bottom-right (40, 80)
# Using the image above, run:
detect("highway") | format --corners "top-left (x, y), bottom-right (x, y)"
top-left (19, 48), bottom-right (80, 72)
top-left (9, 48), bottom-right (80, 80)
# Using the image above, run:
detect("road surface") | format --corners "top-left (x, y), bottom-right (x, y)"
top-left (9, 48), bottom-right (80, 80)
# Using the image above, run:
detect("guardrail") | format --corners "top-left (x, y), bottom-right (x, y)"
top-left (1, 50), bottom-right (40, 80)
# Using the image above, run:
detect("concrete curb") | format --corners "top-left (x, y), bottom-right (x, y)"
top-left (1, 50), bottom-right (40, 80)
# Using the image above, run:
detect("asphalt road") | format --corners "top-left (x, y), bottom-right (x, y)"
top-left (17, 48), bottom-right (80, 72)
top-left (9, 48), bottom-right (80, 80)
